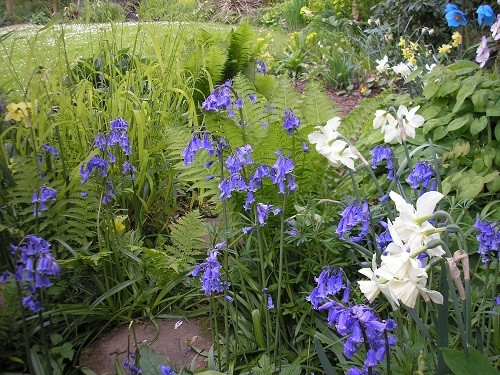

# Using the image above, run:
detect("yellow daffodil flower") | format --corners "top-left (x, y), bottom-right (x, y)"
top-left (5, 102), bottom-right (32, 124)
top-left (114, 215), bottom-right (127, 233)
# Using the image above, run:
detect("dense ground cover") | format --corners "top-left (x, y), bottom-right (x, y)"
top-left (1, 1), bottom-right (500, 375)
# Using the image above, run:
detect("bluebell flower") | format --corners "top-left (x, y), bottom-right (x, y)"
top-left (474, 218), bottom-right (499, 264)
top-left (336, 201), bottom-right (371, 243)
top-left (192, 242), bottom-right (230, 295)
top-left (248, 93), bottom-right (257, 103)
top-left (270, 151), bottom-right (296, 194)
top-left (477, 5), bottom-right (495, 26)
top-left (256, 59), bottom-right (267, 74)
top-left (182, 133), bottom-right (214, 165)
top-left (445, 4), bottom-right (467, 27)
top-left (307, 267), bottom-right (346, 309)
top-left (256, 203), bottom-right (273, 226)
top-left (267, 294), bottom-right (275, 310)
top-left (122, 161), bottom-right (137, 180)
top-left (110, 117), bottom-right (129, 131)
top-left (371, 145), bottom-right (395, 180)
top-left (301, 141), bottom-right (310, 153)
top-left (242, 226), bottom-right (254, 234)
top-left (244, 191), bottom-right (255, 210)
top-left (347, 366), bottom-right (363, 375)
top-left (93, 134), bottom-right (108, 152)
top-left (123, 359), bottom-right (142, 375)
top-left (9, 235), bottom-right (60, 313)
top-left (235, 98), bottom-right (243, 108)
top-left (283, 109), bottom-right (300, 135)
top-left (376, 221), bottom-right (392, 254)
top-left (201, 81), bottom-right (233, 111)
top-left (225, 145), bottom-right (253, 174)
top-left (159, 365), bottom-right (176, 375)
top-left (80, 155), bottom-right (109, 183)
top-left (406, 161), bottom-right (436, 194)
top-left (32, 186), bottom-right (57, 216)
top-left (285, 219), bottom-right (301, 238)
top-left (42, 144), bottom-right (59, 159)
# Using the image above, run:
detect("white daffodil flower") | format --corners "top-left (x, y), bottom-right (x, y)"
top-left (308, 117), bottom-right (358, 170)
top-left (373, 109), bottom-right (396, 130)
top-left (397, 105), bottom-right (425, 139)
top-left (389, 191), bottom-right (445, 257)
top-left (392, 62), bottom-right (412, 77)
top-left (375, 55), bottom-right (389, 73)
top-left (358, 255), bottom-right (400, 309)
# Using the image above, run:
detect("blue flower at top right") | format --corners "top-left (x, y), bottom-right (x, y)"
top-left (477, 5), bottom-right (496, 26)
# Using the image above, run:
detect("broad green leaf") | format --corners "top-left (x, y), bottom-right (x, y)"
top-left (458, 175), bottom-right (484, 199)
top-left (470, 116), bottom-right (488, 135)
top-left (453, 78), bottom-right (480, 112)
top-left (441, 347), bottom-right (500, 375)
top-left (472, 158), bottom-right (485, 173)
top-left (486, 175), bottom-right (500, 192)
top-left (495, 122), bottom-right (500, 141)
top-left (447, 114), bottom-right (472, 132)
top-left (486, 98), bottom-right (500, 116)
top-left (420, 105), bottom-right (442, 121)
top-left (448, 60), bottom-right (481, 73)
top-left (423, 80), bottom-right (439, 99)
top-left (437, 81), bottom-right (460, 97)
top-left (433, 126), bottom-right (448, 140)
top-left (471, 89), bottom-right (488, 112)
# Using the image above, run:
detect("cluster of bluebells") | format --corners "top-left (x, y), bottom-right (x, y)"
top-left (283, 108), bottom-right (300, 135)
top-left (32, 185), bottom-right (57, 216)
top-left (40, 143), bottom-right (59, 161)
top-left (192, 242), bottom-right (231, 296)
top-left (406, 161), bottom-right (436, 194)
top-left (371, 145), bottom-right (395, 180)
top-left (183, 135), bottom-right (297, 227)
top-left (307, 267), bottom-right (396, 374)
top-left (160, 365), bottom-right (176, 375)
top-left (201, 80), bottom-right (257, 117)
top-left (336, 201), bottom-right (371, 243)
top-left (474, 218), bottom-right (499, 264)
top-left (376, 221), bottom-right (393, 254)
top-left (79, 118), bottom-right (136, 203)
top-left (256, 59), bottom-right (267, 74)
top-left (3, 235), bottom-right (60, 313)
top-left (123, 354), bottom-right (141, 375)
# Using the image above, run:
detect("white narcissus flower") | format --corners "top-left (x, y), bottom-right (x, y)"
top-left (389, 190), bottom-right (445, 257)
top-left (358, 255), bottom-right (400, 309)
top-left (308, 117), bottom-right (358, 170)
top-left (375, 55), bottom-right (389, 73)
top-left (373, 110), bottom-right (396, 130)
top-left (392, 62), bottom-right (412, 77)
top-left (397, 105), bottom-right (425, 139)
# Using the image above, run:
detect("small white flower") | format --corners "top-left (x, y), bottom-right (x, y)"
top-left (425, 63), bottom-right (436, 72)
top-left (375, 55), bottom-right (389, 73)
top-left (373, 109), bottom-right (396, 130)
top-left (397, 105), bottom-right (425, 139)
top-left (384, 33), bottom-right (393, 42)
top-left (392, 62), bottom-right (413, 77)
top-left (428, 28), bottom-right (435, 35)
top-left (308, 117), bottom-right (358, 169)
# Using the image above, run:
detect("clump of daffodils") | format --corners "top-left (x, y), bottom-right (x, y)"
top-left (358, 191), bottom-right (446, 308)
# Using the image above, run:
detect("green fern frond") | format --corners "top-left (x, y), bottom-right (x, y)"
top-left (299, 81), bottom-right (339, 130)
top-left (170, 209), bottom-right (209, 254)
top-left (224, 22), bottom-right (256, 80)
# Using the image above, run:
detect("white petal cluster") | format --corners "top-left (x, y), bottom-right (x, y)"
top-left (358, 191), bottom-right (446, 309)
top-left (372, 105), bottom-right (424, 143)
top-left (307, 117), bottom-right (359, 170)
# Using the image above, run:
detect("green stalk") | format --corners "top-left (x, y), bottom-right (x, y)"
top-left (15, 278), bottom-right (34, 374)
top-left (436, 266), bottom-right (449, 375)
top-left (348, 169), bottom-right (360, 199)
top-left (273, 193), bottom-right (287, 369)
top-left (363, 164), bottom-right (394, 221)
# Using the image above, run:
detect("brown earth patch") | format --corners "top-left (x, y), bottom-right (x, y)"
top-left (79, 317), bottom-right (212, 375)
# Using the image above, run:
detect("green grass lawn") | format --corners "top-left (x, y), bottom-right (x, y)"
top-left (0, 21), bottom-right (289, 93)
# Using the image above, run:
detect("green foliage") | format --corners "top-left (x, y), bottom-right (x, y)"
top-left (441, 347), bottom-right (500, 375)
top-left (137, 0), bottom-right (199, 22)
top-left (86, 0), bottom-right (126, 23)
top-left (419, 61), bottom-right (500, 201)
